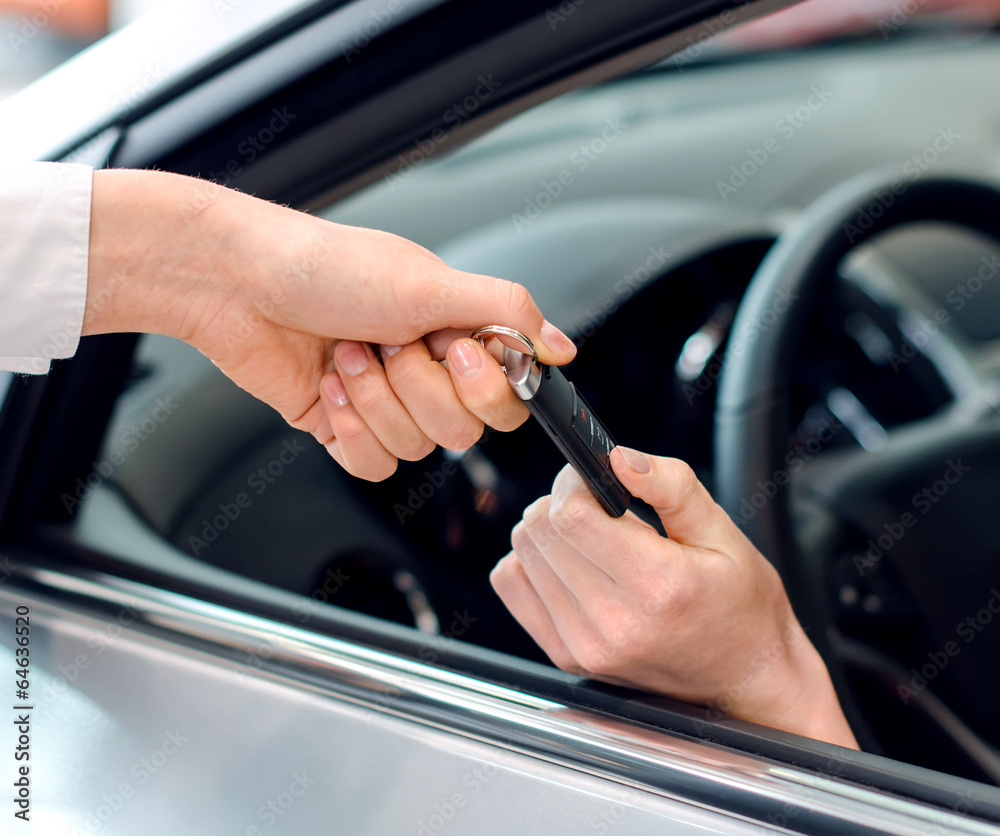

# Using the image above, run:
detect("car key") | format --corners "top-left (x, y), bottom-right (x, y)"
top-left (472, 326), bottom-right (630, 517)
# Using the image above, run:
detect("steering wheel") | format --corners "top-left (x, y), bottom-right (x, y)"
top-left (714, 171), bottom-right (1000, 778)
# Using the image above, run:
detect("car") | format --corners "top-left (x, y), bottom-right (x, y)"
top-left (2, 0), bottom-right (1000, 832)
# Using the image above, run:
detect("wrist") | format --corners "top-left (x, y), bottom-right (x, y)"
top-left (84, 170), bottom-right (242, 343)
top-left (737, 617), bottom-right (858, 749)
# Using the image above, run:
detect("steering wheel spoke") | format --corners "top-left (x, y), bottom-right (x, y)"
top-left (714, 171), bottom-right (1000, 772)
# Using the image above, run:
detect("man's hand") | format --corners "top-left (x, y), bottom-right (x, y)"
top-left (83, 169), bottom-right (576, 479)
top-left (491, 447), bottom-right (858, 748)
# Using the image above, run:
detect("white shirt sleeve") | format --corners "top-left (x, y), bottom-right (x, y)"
top-left (0, 162), bottom-right (92, 375)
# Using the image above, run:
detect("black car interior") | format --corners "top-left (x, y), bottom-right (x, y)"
top-left (4, 0), bottom-right (1000, 809)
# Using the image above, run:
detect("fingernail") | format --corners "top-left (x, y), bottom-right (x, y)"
top-left (540, 320), bottom-right (576, 357)
top-left (450, 339), bottom-right (483, 378)
top-left (617, 446), bottom-right (651, 474)
top-left (322, 374), bottom-right (350, 407)
top-left (339, 342), bottom-right (369, 376)
top-left (381, 344), bottom-right (403, 359)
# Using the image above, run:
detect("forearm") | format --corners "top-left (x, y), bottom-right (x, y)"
top-left (84, 169), bottom-right (244, 343)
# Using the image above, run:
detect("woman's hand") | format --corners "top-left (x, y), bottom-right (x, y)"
top-left (491, 447), bottom-right (858, 748)
top-left (83, 169), bottom-right (576, 479)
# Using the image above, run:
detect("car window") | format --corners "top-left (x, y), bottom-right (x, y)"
top-left (68, 5), bottom-right (1000, 790)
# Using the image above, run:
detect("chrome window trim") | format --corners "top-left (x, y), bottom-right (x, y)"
top-left (2, 562), bottom-right (997, 835)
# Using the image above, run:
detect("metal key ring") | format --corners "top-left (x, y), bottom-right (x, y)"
top-left (470, 325), bottom-right (538, 366)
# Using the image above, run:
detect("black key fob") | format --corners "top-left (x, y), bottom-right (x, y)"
top-left (472, 327), bottom-right (630, 517)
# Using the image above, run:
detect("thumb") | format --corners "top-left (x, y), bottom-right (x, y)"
top-left (610, 447), bottom-right (739, 550)
top-left (428, 270), bottom-right (577, 366)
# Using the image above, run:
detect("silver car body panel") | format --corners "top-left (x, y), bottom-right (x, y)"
top-left (1, 565), bottom-right (994, 835)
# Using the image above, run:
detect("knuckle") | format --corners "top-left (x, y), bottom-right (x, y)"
top-left (436, 417), bottom-right (484, 452)
top-left (640, 571), bottom-right (696, 620)
top-left (335, 418), bottom-right (373, 446)
top-left (488, 404), bottom-right (529, 433)
top-left (505, 282), bottom-right (535, 320)
top-left (397, 436), bottom-right (436, 462)
top-left (576, 639), bottom-right (617, 677)
top-left (350, 381), bottom-right (387, 416)
top-left (592, 602), bottom-right (643, 658)
top-left (659, 458), bottom-right (700, 506)
top-left (548, 491), bottom-right (592, 535)
top-left (510, 521), bottom-right (533, 555)
top-left (385, 354), bottom-right (424, 390)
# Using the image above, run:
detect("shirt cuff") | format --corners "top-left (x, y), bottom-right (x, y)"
top-left (0, 162), bottom-right (92, 375)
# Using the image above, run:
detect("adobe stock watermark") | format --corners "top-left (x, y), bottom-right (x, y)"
top-left (61, 396), bottom-right (180, 513)
top-left (853, 458), bottom-right (971, 576)
top-left (393, 427), bottom-right (496, 523)
top-left (384, 74), bottom-right (503, 191)
top-left (844, 127), bottom-right (961, 244)
top-left (750, 755), bottom-right (848, 834)
top-left (668, 1), bottom-right (752, 71)
top-left (340, 0), bottom-right (415, 63)
top-left (29, 603), bottom-right (143, 712)
top-left (208, 106), bottom-right (297, 187)
top-left (546, 0), bottom-right (587, 30)
top-left (946, 254), bottom-right (1000, 312)
top-left (414, 609), bottom-right (479, 664)
top-left (682, 286), bottom-right (799, 406)
top-left (232, 567), bottom-right (350, 688)
top-left (716, 84), bottom-right (834, 202)
top-left (896, 586), bottom-right (1000, 706)
top-left (30, 265), bottom-right (126, 364)
top-left (878, 0), bottom-right (930, 40)
top-left (588, 802), bottom-right (625, 834)
top-left (575, 246), bottom-right (672, 348)
top-left (243, 770), bottom-right (317, 834)
top-left (187, 438), bottom-right (307, 556)
top-left (211, 234), bottom-right (339, 349)
top-left (735, 414), bottom-right (845, 524)
top-left (5, 0), bottom-right (73, 54)
top-left (703, 624), bottom-right (808, 723)
top-left (111, 64), bottom-right (169, 118)
top-left (877, 253), bottom-right (999, 374)
top-left (510, 116), bottom-right (627, 232)
top-left (72, 729), bottom-right (189, 835)
top-left (415, 756), bottom-right (500, 836)
top-left (361, 609), bottom-right (480, 722)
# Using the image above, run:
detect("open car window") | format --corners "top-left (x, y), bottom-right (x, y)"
top-left (13, 1), bottom-right (1000, 825)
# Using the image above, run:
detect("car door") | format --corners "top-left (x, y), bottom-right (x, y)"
top-left (2, 0), bottom-right (1000, 833)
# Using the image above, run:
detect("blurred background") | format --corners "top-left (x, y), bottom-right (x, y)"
top-left (0, 0), bottom-right (168, 100)
top-left (3, 0), bottom-right (1000, 106)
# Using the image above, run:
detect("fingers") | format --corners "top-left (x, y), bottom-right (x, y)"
top-left (319, 335), bottom-right (535, 479)
top-left (543, 465), bottom-right (669, 583)
top-left (490, 553), bottom-right (580, 673)
top-left (427, 271), bottom-right (578, 367)
top-left (520, 496), bottom-right (616, 600)
top-left (445, 338), bottom-right (528, 432)
top-left (333, 340), bottom-right (436, 457)
top-left (381, 340), bottom-right (487, 451)
top-left (496, 490), bottom-right (659, 678)
top-left (610, 448), bottom-right (739, 551)
top-left (510, 516), bottom-right (583, 625)
top-left (320, 371), bottom-right (398, 481)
